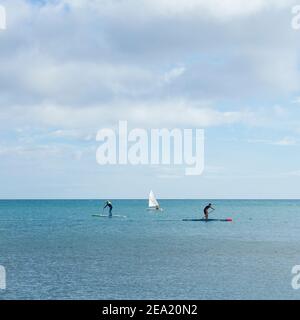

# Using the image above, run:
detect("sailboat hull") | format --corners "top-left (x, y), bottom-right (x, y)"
top-left (147, 208), bottom-right (163, 211)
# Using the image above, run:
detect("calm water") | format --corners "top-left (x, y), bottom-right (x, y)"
top-left (0, 199), bottom-right (300, 300)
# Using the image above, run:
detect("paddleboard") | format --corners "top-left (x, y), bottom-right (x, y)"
top-left (183, 218), bottom-right (232, 222)
top-left (92, 214), bottom-right (127, 218)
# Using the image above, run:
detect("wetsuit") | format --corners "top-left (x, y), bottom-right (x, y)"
top-left (104, 201), bottom-right (113, 217)
top-left (204, 204), bottom-right (213, 220)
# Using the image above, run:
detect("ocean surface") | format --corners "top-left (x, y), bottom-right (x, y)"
top-left (0, 199), bottom-right (300, 300)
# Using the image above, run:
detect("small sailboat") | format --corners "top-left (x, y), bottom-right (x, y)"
top-left (147, 190), bottom-right (163, 211)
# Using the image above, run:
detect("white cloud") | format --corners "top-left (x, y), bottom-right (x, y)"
top-left (0, 145), bottom-right (63, 157)
top-left (273, 137), bottom-right (297, 146)
top-left (0, 5), bottom-right (6, 30)
top-left (292, 97), bottom-right (300, 104)
top-left (62, 0), bottom-right (294, 19)
top-left (247, 136), bottom-right (298, 146)
top-left (49, 129), bottom-right (93, 141)
top-left (149, 0), bottom-right (294, 19)
top-left (0, 142), bottom-right (94, 161)
top-left (248, 48), bottom-right (300, 93)
top-left (162, 66), bottom-right (186, 84)
top-left (285, 170), bottom-right (300, 177)
top-left (0, 99), bottom-right (256, 130)
top-left (0, 0), bottom-right (299, 111)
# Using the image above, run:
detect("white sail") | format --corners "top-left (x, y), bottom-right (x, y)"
top-left (149, 190), bottom-right (159, 208)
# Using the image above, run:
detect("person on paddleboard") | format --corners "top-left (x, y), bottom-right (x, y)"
top-left (104, 200), bottom-right (113, 217)
top-left (204, 203), bottom-right (215, 220)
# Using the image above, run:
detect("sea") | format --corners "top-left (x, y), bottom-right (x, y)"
top-left (0, 199), bottom-right (300, 300)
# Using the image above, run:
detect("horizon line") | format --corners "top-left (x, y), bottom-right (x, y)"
top-left (0, 198), bottom-right (300, 201)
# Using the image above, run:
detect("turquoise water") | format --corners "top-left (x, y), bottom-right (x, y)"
top-left (0, 199), bottom-right (300, 300)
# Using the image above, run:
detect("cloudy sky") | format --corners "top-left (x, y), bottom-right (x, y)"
top-left (0, 0), bottom-right (300, 199)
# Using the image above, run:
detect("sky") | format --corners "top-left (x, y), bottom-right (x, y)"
top-left (0, 0), bottom-right (300, 199)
